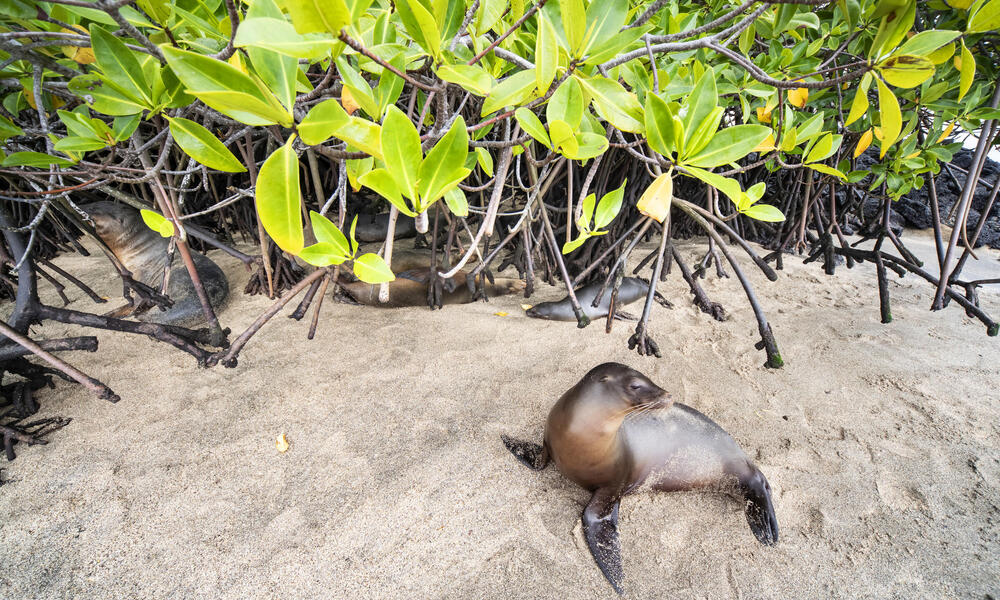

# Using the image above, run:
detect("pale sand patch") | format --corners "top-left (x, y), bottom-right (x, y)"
top-left (1, 230), bottom-right (998, 599)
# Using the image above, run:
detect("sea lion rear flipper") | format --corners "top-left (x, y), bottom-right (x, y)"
top-left (582, 488), bottom-right (624, 595)
top-left (741, 467), bottom-right (779, 545)
top-left (500, 434), bottom-right (549, 470)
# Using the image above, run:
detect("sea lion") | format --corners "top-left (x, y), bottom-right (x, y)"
top-left (339, 269), bottom-right (524, 307)
top-left (525, 277), bottom-right (650, 320)
top-left (81, 201), bottom-right (229, 328)
top-left (352, 212), bottom-right (417, 243)
top-left (502, 363), bottom-right (779, 594)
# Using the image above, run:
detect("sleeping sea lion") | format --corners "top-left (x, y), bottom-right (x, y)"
top-left (525, 277), bottom-right (650, 320)
top-left (81, 201), bottom-right (229, 328)
top-left (502, 362), bottom-right (778, 594)
top-left (339, 269), bottom-right (524, 307)
top-left (352, 212), bottom-right (417, 242)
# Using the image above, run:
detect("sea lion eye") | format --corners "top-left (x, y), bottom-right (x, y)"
top-left (600, 376), bottom-right (610, 383)
top-left (629, 382), bottom-right (641, 390)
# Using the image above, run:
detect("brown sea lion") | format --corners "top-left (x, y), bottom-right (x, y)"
top-left (81, 201), bottom-right (229, 328)
top-left (352, 212), bottom-right (417, 242)
top-left (502, 363), bottom-right (778, 594)
top-left (525, 277), bottom-right (651, 321)
top-left (339, 269), bottom-right (524, 307)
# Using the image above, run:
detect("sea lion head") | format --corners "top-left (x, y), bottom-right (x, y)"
top-left (581, 362), bottom-right (671, 409)
top-left (525, 302), bottom-right (557, 319)
top-left (80, 201), bottom-right (145, 250)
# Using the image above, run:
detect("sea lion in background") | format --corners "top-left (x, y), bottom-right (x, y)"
top-left (81, 201), bottom-right (229, 328)
top-left (525, 277), bottom-right (651, 320)
top-left (352, 212), bottom-right (417, 243)
top-left (502, 363), bottom-right (778, 594)
top-left (339, 269), bottom-right (524, 307)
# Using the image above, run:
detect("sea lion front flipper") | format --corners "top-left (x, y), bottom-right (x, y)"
top-left (740, 467), bottom-right (779, 545)
top-left (500, 434), bottom-right (549, 470)
top-left (582, 488), bottom-right (624, 594)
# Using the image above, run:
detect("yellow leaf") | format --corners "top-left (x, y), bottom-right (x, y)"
top-left (753, 133), bottom-right (776, 153)
top-left (854, 129), bottom-right (873, 158)
top-left (494, 311), bottom-right (508, 317)
top-left (873, 126), bottom-right (883, 141)
top-left (341, 87), bottom-right (359, 115)
top-left (879, 55), bottom-right (935, 88)
top-left (958, 41), bottom-right (974, 102)
top-left (756, 106), bottom-right (772, 123)
top-left (228, 52), bottom-right (248, 74)
top-left (275, 433), bottom-right (290, 453)
top-left (788, 87), bottom-right (809, 108)
top-left (875, 77), bottom-right (901, 158)
top-left (937, 120), bottom-right (955, 143)
top-left (637, 172), bottom-right (673, 223)
top-left (845, 89), bottom-right (870, 126)
top-left (520, 304), bottom-right (533, 311)
top-left (904, 151), bottom-right (920, 159)
top-left (927, 43), bottom-right (955, 65)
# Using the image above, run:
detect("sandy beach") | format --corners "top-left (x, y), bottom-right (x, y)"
top-left (1, 230), bottom-right (998, 599)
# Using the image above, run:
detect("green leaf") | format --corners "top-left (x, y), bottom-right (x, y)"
top-left (235, 17), bottom-right (339, 59)
top-left (805, 132), bottom-right (842, 164)
top-left (375, 53), bottom-right (406, 116)
top-left (577, 75), bottom-right (643, 133)
top-left (332, 117), bottom-right (383, 159)
top-left (353, 252), bottom-right (396, 283)
top-left (437, 64), bottom-right (492, 96)
top-left (395, 0), bottom-right (442, 59)
top-left (255, 136), bottom-right (304, 254)
top-left (298, 97), bottom-right (350, 145)
top-left (549, 119), bottom-right (577, 155)
top-left (559, 0), bottom-right (586, 55)
top-left (644, 93), bottom-right (675, 157)
top-left (1, 152), bottom-right (76, 167)
top-left (359, 167), bottom-right (415, 215)
top-left (562, 232), bottom-right (590, 254)
top-left (112, 114), bottom-right (141, 142)
top-left (0, 115), bottom-right (24, 140)
top-left (879, 55), bottom-right (935, 88)
top-left (444, 187), bottom-right (469, 217)
top-left (958, 40), bottom-right (975, 102)
top-left (418, 115), bottom-right (471, 207)
top-left (300, 242), bottom-right (350, 266)
top-left (481, 70), bottom-right (536, 115)
top-left (807, 163), bottom-right (848, 180)
top-left (682, 67), bottom-right (717, 148)
top-left (69, 74), bottom-right (148, 116)
top-left (684, 106), bottom-right (725, 159)
top-left (89, 24), bottom-right (151, 106)
top-left (581, 0), bottom-right (628, 56)
top-left (579, 192), bottom-right (596, 229)
top-left (682, 165), bottom-right (742, 204)
top-left (337, 57), bottom-right (380, 117)
top-left (968, 0), bottom-right (1000, 33)
top-left (474, 147), bottom-right (494, 176)
top-left (684, 125), bottom-right (770, 168)
top-left (161, 46), bottom-right (292, 127)
top-left (309, 210), bottom-right (351, 256)
top-left (895, 30), bottom-right (961, 57)
top-left (742, 203), bottom-right (785, 222)
top-left (536, 13), bottom-right (558, 94)
top-left (167, 117), bottom-right (246, 173)
top-left (139, 209), bottom-right (175, 238)
top-left (345, 156), bottom-right (374, 191)
top-left (53, 136), bottom-right (109, 153)
top-left (593, 180), bottom-right (626, 229)
top-left (515, 107), bottom-right (551, 147)
top-left (875, 77), bottom-right (901, 157)
top-left (381, 105), bottom-right (423, 200)
top-left (546, 77), bottom-right (584, 129)
top-left (281, 0), bottom-right (352, 34)
top-left (583, 26), bottom-right (646, 66)
top-left (573, 131), bottom-right (609, 159)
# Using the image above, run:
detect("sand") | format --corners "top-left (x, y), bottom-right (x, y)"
top-left (1, 230), bottom-right (999, 599)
